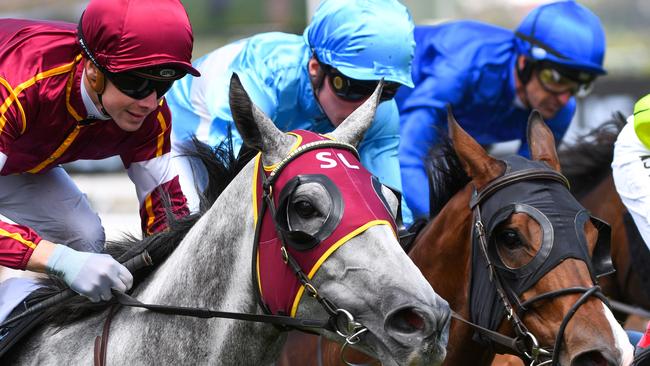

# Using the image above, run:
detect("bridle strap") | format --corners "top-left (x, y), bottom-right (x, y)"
top-left (518, 286), bottom-right (608, 316)
top-left (451, 311), bottom-right (524, 355)
top-left (550, 286), bottom-right (602, 366)
top-left (470, 169), bottom-right (570, 209)
top-left (473, 207), bottom-right (533, 350)
top-left (264, 140), bottom-right (359, 189)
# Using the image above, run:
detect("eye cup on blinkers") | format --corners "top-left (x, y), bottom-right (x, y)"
top-left (576, 214), bottom-right (615, 278)
top-left (487, 204), bottom-right (553, 273)
top-left (371, 176), bottom-right (402, 226)
top-left (274, 175), bottom-right (344, 251)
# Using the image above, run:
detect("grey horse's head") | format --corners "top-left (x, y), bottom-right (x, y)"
top-left (229, 74), bottom-right (451, 366)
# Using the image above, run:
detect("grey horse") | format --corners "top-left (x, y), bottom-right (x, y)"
top-left (6, 76), bottom-right (450, 365)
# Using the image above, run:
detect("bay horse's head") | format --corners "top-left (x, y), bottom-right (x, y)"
top-left (228, 74), bottom-right (450, 366)
top-left (413, 109), bottom-right (633, 366)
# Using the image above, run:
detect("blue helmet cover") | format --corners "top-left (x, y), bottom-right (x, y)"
top-left (303, 0), bottom-right (415, 87)
top-left (515, 0), bottom-right (606, 75)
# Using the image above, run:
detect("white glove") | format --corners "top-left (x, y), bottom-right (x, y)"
top-left (45, 244), bottom-right (133, 302)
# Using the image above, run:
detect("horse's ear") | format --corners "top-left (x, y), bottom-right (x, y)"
top-left (228, 73), bottom-right (293, 161)
top-left (527, 110), bottom-right (561, 172)
top-left (447, 105), bottom-right (504, 188)
top-left (329, 80), bottom-right (383, 146)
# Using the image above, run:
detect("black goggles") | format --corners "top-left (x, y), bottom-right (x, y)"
top-left (319, 63), bottom-right (400, 102)
top-left (106, 68), bottom-right (184, 100)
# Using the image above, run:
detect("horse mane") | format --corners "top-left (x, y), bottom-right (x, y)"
top-left (42, 134), bottom-right (256, 324)
top-left (558, 112), bottom-right (626, 199)
top-left (427, 134), bottom-right (471, 219)
top-left (424, 112), bottom-right (626, 216)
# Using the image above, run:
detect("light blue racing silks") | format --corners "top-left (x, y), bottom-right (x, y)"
top-left (166, 33), bottom-right (411, 222)
top-left (395, 22), bottom-right (576, 220)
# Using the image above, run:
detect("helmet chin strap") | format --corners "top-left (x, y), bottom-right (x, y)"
top-left (311, 66), bottom-right (328, 116)
top-left (87, 69), bottom-right (112, 119)
top-left (96, 93), bottom-right (112, 119)
top-left (515, 61), bottom-right (533, 110)
top-left (312, 67), bottom-right (326, 98)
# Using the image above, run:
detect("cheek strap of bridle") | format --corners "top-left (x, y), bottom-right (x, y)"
top-left (472, 206), bottom-right (538, 355)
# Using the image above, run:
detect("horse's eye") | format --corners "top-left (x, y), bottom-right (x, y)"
top-left (293, 200), bottom-right (317, 218)
top-left (496, 229), bottom-right (522, 249)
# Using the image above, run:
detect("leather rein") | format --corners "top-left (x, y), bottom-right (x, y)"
top-left (452, 168), bottom-right (608, 366)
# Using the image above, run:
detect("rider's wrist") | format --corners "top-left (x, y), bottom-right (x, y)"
top-left (45, 244), bottom-right (89, 286)
top-left (25, 239), bottom-right (55, 272)
top-left (44, 243), bottom-right (69, 277)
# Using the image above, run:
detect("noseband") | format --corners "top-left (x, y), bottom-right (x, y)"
top-left (469, 168), bottom-right (608, 366)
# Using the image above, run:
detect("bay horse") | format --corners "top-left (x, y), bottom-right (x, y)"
top-left (3, 75), bottom-right (450, 365)
top-left (278, 110), bottom-right (634, 366)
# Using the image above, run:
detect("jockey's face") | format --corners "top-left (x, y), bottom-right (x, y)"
top-left (516, 56), bottom-right (572, 120)
top-left (308, 58), bottom-right (368, 127)
top-left (101, 79), bottom-right (161, 132)
top-left (84, 60), bottom-right (162, 132)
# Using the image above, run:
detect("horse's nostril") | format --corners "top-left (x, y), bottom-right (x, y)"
top-left (388, 308), bottom-right (426, 333)
top-left (571, 350), bottom-right (615, 366)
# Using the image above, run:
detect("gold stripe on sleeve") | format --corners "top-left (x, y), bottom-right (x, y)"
top-left (0, 227), bottom-right (37, 249)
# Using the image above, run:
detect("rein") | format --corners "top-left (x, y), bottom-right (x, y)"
top-left (466, 168), bottom-right (606, 366)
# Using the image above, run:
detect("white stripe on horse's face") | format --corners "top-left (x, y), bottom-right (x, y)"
top-left (602, 302), bottom-right (635, 365)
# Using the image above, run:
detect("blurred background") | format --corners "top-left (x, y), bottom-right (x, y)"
top-left (1, 0), bottom-right (647, 238)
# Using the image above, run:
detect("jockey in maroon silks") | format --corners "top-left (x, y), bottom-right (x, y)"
top-left (0, 0), bottom-right (199, 312)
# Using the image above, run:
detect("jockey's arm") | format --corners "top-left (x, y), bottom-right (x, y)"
top-left (123, 102), bottom-right (189, 235)
top-left (397, 67), bottom-right (467, 220)
top-left (399, 107), bottom-right (441, 220)
top-left (0, 153), bottom-right (132, 302)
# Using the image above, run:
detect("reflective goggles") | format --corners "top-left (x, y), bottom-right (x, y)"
top-left (320, 63), bottom-right (400, 102)
top-left (106, 69), bottom-right (184, 100)
top-left (536, 67), bottom-right (595, 98)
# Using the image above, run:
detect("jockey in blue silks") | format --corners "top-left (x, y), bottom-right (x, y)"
top-left (167, 0), bottom-right (416, 223)
top-left (396, 0), bottom-right (607, 220)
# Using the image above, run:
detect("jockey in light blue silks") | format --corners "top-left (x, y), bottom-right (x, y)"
top-left (167, 0), bottom-right (416, 223)
top-left (396, 0), bottom-right (607, 220)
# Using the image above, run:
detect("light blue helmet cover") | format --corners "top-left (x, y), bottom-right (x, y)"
top-left (304, 0), bottom-right (415, 87)
top-left (515, 0), bottom-right (606, 75)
